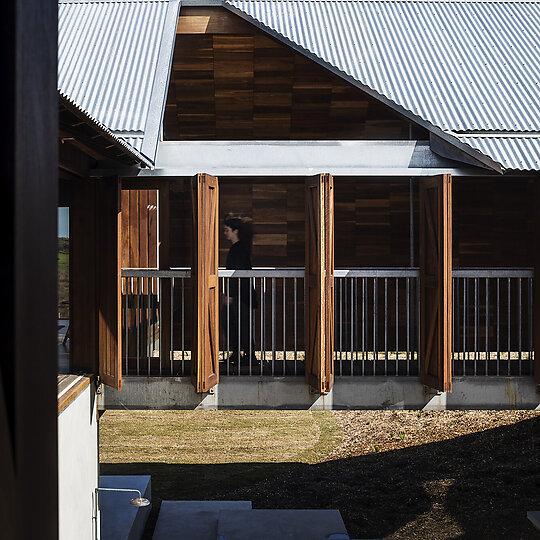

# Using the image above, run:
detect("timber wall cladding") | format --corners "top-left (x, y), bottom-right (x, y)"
top-left (121, 189), bottom-right (158, 268)
top-left (452, 177), bottom-right (534, 267)
top-left (165, 7), bottom-right (428, 141)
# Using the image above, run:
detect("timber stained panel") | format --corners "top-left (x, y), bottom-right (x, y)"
top-left (165, 7), bottom-right (427, 141)
top-left (191, 174), bottom-right (219, 392)
top-left (419, 175), bottom-right (452, 392)
top-left (305, 174), bottom-right (334, 393)
top-left (121, 189), bottom-right (158, 269)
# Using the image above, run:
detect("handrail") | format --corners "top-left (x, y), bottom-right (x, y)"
top-left (121, 267), bottom-right (534, 279)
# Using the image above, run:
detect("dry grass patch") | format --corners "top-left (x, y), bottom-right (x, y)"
top-left (100, 410), bottom-right (342, 464)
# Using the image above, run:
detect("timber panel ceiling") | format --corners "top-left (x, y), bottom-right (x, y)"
top-left (164, 7), bottom-right (428, 141)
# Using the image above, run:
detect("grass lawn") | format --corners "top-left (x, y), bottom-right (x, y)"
top-left (100, 409), bottom-right (539, 539)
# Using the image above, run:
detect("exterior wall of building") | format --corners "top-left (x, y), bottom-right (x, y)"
top-left (165, 7), bottom-right (427, 141)
top-left (58, 384), bottom-right (100, 540)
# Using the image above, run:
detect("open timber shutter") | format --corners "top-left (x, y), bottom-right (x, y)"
top-left (97, 178), bottom-right (122, 390)
top-left (191, 174), bottom-right (219, 392)
top-left (419, 174), bottom-right (452, 392)
top-left (305, 174), bottom-right (334, 393)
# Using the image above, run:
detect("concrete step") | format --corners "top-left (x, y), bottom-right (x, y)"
top-left (152, 500), bottom-right (252, 540)
top-left (216, 509), bottom-right (349, 540)
top-left (99, 475), bottom-right (151, 540)
top-left (527, 511), bottom-right (540, 531)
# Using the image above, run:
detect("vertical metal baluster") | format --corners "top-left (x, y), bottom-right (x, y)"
top-left (262, 277), bottom-right (265, 373)
top-left (227, 278), bottom-right (230, 375)
top-left (406, 277), bottom-right (410, 372)
top-left (395, 277), bottom-right (399, 375)
top-left (507, 277), bottom-right (511, 376)
top-left (355, 276), bottom-right (359, 371)
top-left (152, 278), bottom-right (156, 357)
top-left (141, 277), bottom-right (150, 375)
top-left (170, 277), bottom-right (173, 376)
top-left (182, 277), bottom-right (185, 375)
top-left (238, 277), bottom-right (241, 374)
top-left (249, 276), bottom-right (253, 376)
top-left (362, 277), bottom-right (366, 374)
top-left (137, 277), bottom-right (140, 376)
top-left (465, 278), bottom-right (471, 368)
top-left (374, 278), bottom-right (378, 368)
top-left (518, 278), bottom-right (522, 375)
top-left (417, 276), bottom-right (421, 368)
top-left (294, 277), bottom-right (298, 375)
top-left (452, 276), bottom-right (455, 368)
top-left (454, 277), bottom-right (459, 366)
top-left (529, 278), bottom-right (533, 375)
top-left (340, 278), bottom-right (343, 374)
top-left (384, 277), bottom-right (388, 374)
top-left (350, 277), bottom-right (354, 375)
top-left (474, 277), bottom-right (478, 375)
top-left (497, 278), bottom-right (500, 374)
top-left (486, 278), bottom-right (489, 374)
top-left (125, 278), bottom-right (129, 375)
top-left (283, 277), bottom-right (286, 375)
top-left (346, 277), bottom-right (349, 367)
top-left (463, 278), bottom-right (466, 374)
top-left (271, 277), bottom-right (276, 373)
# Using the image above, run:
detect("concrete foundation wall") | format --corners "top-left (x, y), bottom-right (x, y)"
top-left (101, 376), bottom-right (540, 410)
top-left (58, 384), bottom-right (100, 540)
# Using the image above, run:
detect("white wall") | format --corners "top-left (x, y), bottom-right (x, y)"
top-left (58, 383), bottom-right (100, 540)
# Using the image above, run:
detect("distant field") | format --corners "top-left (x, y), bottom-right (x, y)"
top-left (100, 409), bottom-right (539, 540)
top-left (58, 238), bottom-right (69, 317)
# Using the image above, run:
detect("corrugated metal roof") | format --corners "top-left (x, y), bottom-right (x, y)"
top-left (58, 0), bottom-right (180, 166)
top-left (457, 136), bottom-right (540, 171)
top-left (225, 0), bottom-right (540, 170)
top-left (59, 90), bottom-right (153, 166)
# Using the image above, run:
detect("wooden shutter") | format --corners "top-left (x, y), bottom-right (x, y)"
top-left (97, 178), bottom-right (122, 390)
top-left (419, 174), bottom-right (452, 392)
top-left (191, 174), bottom-right (219, 392)
top-left (305, 174), bottom-right (334, 393)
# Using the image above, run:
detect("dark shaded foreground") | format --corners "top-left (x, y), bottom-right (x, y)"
top-left (101, 416), bottom-right (539, 539)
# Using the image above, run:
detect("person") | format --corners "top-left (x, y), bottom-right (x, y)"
top-left (222, 216), bottom-right (258, 371)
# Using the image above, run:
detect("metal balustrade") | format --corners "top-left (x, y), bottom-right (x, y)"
top-left (333, 269), bottom-right (420, 376)
top-left (452, 269), bottom-right (534, 377)
top-left (120, 267), bottom-right (534, 379)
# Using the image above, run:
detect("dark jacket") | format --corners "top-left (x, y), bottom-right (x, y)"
top-left (226, 242), bottom-right (258, 309)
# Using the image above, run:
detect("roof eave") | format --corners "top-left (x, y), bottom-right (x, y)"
top-left (220, 0), bottom-right (507, 174)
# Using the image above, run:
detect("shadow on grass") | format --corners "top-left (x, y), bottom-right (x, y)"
top-left (101, 416), bottom-right (539, 540)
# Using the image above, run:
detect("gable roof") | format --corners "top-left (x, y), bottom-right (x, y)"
top-left (58, 0), bottom-right (180, 167)
top-left (224, 0), bottom-right (540, 171)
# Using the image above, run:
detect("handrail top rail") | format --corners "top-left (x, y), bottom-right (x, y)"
top-left (121, 267), bottom-right (534, 278)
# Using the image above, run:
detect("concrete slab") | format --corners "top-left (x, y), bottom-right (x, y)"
top-left (152, 501), bottom-right (252, 540)
top-left (527, 510), bottom-right (540, 531)
top-left (99, 475), bottom-right (151, 540)
top-left (101, 375), bottom-right (540, 410)
top-left (216, 509), bottom-right (349, 540)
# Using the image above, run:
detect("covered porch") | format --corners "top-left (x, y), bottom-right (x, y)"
top-left (92, 139), bottom-right (540, 409)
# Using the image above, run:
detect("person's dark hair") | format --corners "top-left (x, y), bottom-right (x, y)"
top-left (224, 215), bottom-right (254, 253)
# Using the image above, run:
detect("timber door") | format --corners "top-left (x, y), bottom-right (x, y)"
top-left (191, 174), bottom-right (219, 392)
top-left (419, 174), bottom-right (452, 392)
top-left (305, 174), bottom-right (334, 393)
